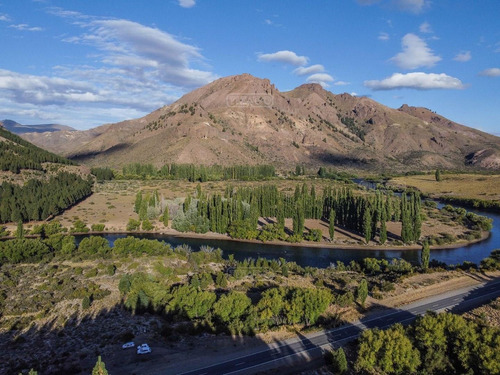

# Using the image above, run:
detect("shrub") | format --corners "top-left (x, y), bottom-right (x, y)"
top-left (305, 229), bottom-right (322, 242)
top-left (91, 223), bottom-right (105, 232)
top-left (126, 219), bottom-right (141, 231)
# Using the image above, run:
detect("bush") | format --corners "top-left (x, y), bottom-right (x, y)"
top-left (82, 296), bottom-right (91, 309)
top-left (227, 220), bottom-right (258, 240)
top-left (141, 219), bottom-right (154, 231)
top-left (70, 220), bottom-right (89, 233)
top-left (172, 202), bottom-right (210, 233)
top-left (305, 229), bottom-right (322, 242)
top-left (91, 223), bottom-right (105, 232)
top-left (126, 218), bottom-right (141, 231)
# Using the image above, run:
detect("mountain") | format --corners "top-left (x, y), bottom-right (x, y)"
top-left (0, 119), bottom-right (75, 134)
top-left (20, 74), bottom-right (500, 171)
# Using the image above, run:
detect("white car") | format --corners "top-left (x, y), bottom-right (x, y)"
top-left (137, 343), bottom-right (151, 355)
top-left (122, 342), bottom-right (135, 349)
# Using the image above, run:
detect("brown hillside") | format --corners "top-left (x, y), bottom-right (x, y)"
top-left (21, 73), bottom-right (500, 171)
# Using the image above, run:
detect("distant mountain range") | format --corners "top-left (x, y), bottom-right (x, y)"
top-left (18, 74), bottom-right (500, 171)
top-left (0, 119), bottom-right (75, 134)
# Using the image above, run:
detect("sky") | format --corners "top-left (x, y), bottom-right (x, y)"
top-left (0, 0), bottom-right (499, 135)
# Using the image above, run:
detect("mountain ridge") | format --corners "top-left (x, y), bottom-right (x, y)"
top-left (19, 73), bottom-right (500, 171)
top-left (0, 119), bottom-right (75, 134)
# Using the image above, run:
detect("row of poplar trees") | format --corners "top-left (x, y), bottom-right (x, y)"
top-left (170, 184), bottom-right (421, 244)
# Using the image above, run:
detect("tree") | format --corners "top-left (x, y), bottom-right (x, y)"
top-left (276, 198), bottom-right (285, 232)
top-left (357, 279), bottom-right (368, 307)
top-left (134, 191), bottom-right (142, 213)
top-left (162, 205), bottom-right (169, 227)
top-left (293, 200), bottom-right (304, 237)
top-left (421, 241), bottom-right (430, 271)
top-left (355, 324), bottom-right (420, 374)
top-left (213, 291), bottom-right (251, 324)
top-left (326, 348), bottom-right (348, 374)
top-left (16, 221), bottom-right (24, 239)
top-left (329, 209), bottom-right (335, 240)
top-left (363, 207), bottom-right (372, 244)
top-left (379, 218), bottom-right (387, 244)
top-left (92, 356), bottom-right (109, 375)
top-left (435, 169), bottom-right (442, 182)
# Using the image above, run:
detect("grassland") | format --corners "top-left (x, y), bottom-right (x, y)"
top-left (389, 173), bottom-right (500, 202)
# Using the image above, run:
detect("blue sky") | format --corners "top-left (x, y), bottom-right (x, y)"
top-left (0, 0), bottom-right (499, 134)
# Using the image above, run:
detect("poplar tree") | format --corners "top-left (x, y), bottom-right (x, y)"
top-left (293, 200), bottom-right (304, 237)
top-left (162, 206), bottom-right (169, 227)
top-left (435, 169), bottom-right (442, 181)
top-left (357, 279), bottom-right (368, 307)
top-left (329, 209), bottom-right (336, 240)
top-left (379, 216), bottom-right (387, 245)
top-left (421, 241), bottom-right (430, 271)
top-left (276, 198), bottom-right (285, 231)
top-left (362, 206), bottom-right (372, 244)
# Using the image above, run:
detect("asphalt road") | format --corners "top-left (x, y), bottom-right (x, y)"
top-left (174, 278), bottom-right (500, 375)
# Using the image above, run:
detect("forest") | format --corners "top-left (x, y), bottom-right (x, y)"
top-left (0, 172), bottom-right (93, 223)
top-left (0, 127), bottom-right (74, 173)
top-left (134, 183), bottom-right (423, 244)
top-left (354, 312), bottom-right (499, 374)
top-left (119, 163), bottom-right (276, 181)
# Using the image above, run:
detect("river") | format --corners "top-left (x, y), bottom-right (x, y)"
top-left (79, 206), bottom-right (499, 269)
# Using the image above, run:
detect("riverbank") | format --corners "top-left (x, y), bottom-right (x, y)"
top-left (2, 219), bottom-right (491, 252)
top-left (70, 225), bottom-right (489, 252)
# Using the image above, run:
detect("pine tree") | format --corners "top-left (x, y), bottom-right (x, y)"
top-left (92, 356), bottom-right (109, 375)
top-left (421, 241), bottom-right (430, 271)
top-left (329, 209), bottom-right (335, 240)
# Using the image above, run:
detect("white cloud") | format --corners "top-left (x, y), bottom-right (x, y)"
top-left (453, 51), bottom-right (471, 62)
top-left (293, 64), bottom-right (325, 76)
top-left (356, 0), bottom-right (430, 13)
top-left (257, 50), bottom-right (308, 66)
top-left (334, 81), bottom-right (350, 86)
top-left (390, 33), bottom-right (441, 69)
top-left (0, 69), bottom-right (99, 105)
top-left (9, 24), bottom-right (44, 32)
top-left (67, 19), bottom-right (216, 88)
top-left (178, 0), bottom-right (196, 8)
top-left (356, 0), bottom-right (381, 5)
top-left (419, 21), bottom-right (432, 33)
top-left (306, 73), bottom-right (334, 88)
top-left (0, 11), bottom-right (217, 129)
top-left (0, 13), bottom-right (10, 22)
top-left (378, 32), bottom-right (390, 41)
top-left (479, 68), bottom-right (500, 77)
top-left (364, 72), bottom-right (465, 90)
top-left (394, 0), bottom-right (429, 13)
